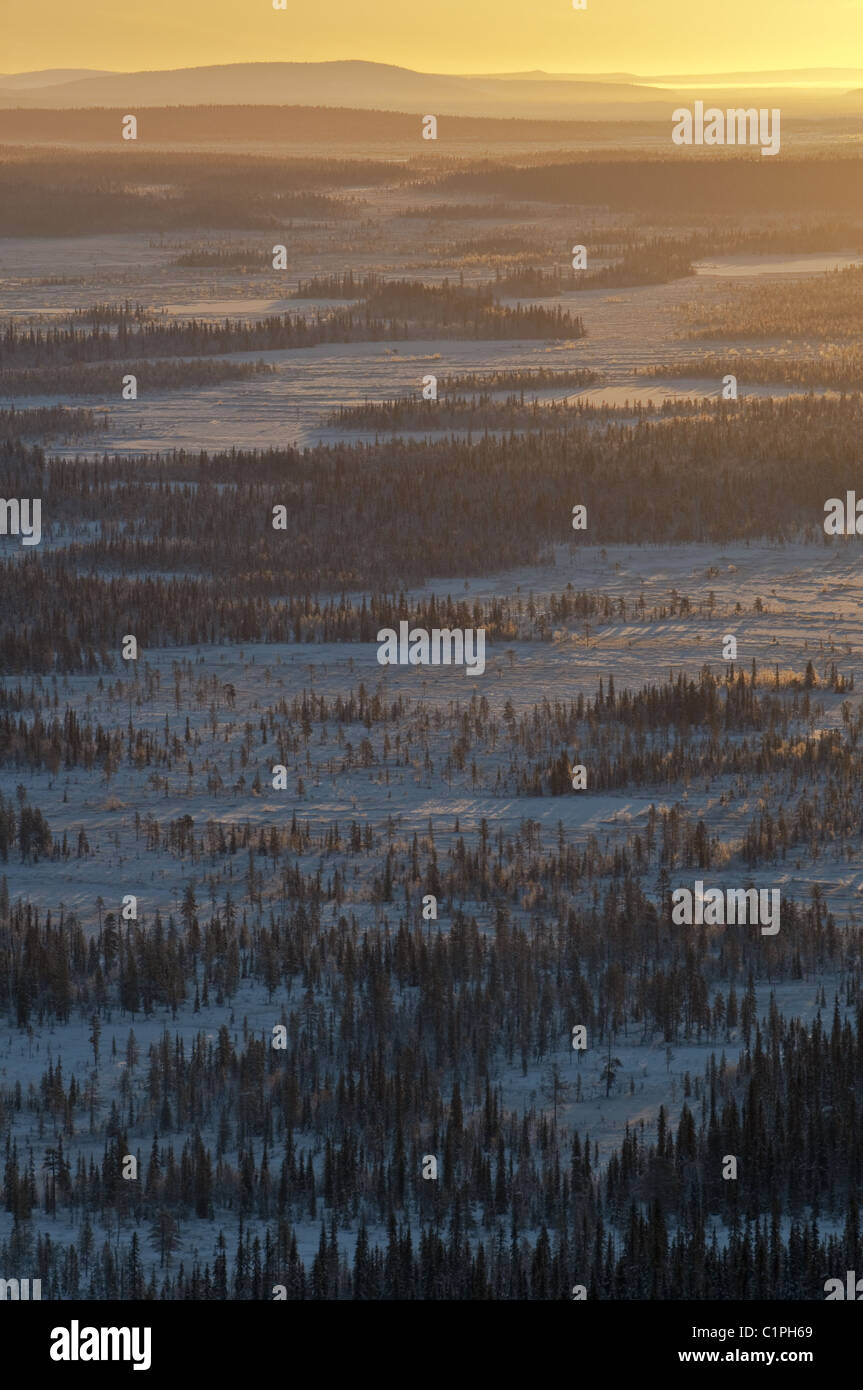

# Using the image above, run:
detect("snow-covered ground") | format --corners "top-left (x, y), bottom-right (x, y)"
top-left (2, 208), bottom-right (861, 1293)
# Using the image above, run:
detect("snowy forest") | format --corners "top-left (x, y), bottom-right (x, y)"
top-left (3, 95), bottom-right (863, 1305)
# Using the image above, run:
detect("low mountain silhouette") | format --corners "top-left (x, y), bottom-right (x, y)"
top-left (1, 62), bottom-right (861, 119)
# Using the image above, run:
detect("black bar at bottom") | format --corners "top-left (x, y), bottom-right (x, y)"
top-left (4, 1296), bottom-right (856, 1376)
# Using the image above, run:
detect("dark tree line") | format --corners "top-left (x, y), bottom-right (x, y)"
top-left (0, 885), bottom-right (859, 1298)
top-left (0, 286), bottom-right (584, 373)
top-left (438, 156), bottom-right (863, 216)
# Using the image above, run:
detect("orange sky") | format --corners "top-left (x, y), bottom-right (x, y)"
top-left (5, 0), bottom-right (863, 77)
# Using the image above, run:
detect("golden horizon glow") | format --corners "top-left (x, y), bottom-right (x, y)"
top-left (5, 0), bottom-right (863, 79)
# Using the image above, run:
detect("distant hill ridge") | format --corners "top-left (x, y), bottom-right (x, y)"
top-left (1, 61), bottom-right (862, 118)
